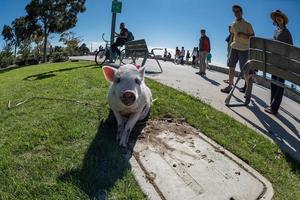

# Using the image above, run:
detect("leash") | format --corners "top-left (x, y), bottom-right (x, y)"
top-left (7, 96), bottom-right (102, 110)
top-left (7, 96), bottom-right (158, 110)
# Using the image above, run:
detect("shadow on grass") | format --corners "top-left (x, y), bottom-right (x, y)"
top-left (23, 63), bottom-right (95, 81)
top-left (58, 110), bottom-right (148, 199)
top-left (34, 73), bottom-right (57, 80)
top-left (0, 65), bottom-right (29, 74)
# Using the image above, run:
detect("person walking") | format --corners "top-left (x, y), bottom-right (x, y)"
top-left (192, 47), bottom-right (198, 66)
top-left (174, 47), bottom-right (180, 64)
top-left (223, 26), bottom-right (233, 84)
top-left (198, 29), bottom-right (211, 76)
top-left (186, 50), bottom-right (190, 64)
top-left (225, 25), bottom-right (233, 57)
top-left (265, 10), bottom-right (293, 115)
top-left (167, 52), bottom-right (172, 60)
top-left (163, 48), bottom-right (168, 62)
top-left (180, 46), bottom-right (185, 65)
top-left (221, 5), bottom-right (254, 93)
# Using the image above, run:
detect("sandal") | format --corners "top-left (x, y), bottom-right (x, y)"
top-left (264, 107), bottom-right (277, 115)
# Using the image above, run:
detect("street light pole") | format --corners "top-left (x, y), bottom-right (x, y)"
top-left (110, 12), bottom-right (117, 49)
top-left (110, 1), bottom-right (117, 63)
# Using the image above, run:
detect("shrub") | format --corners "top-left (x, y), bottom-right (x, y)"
top-left (15, 56), bottom-right (26, 66)
top-left (27, 54), bottom-right (39, 65)
top-left (51, 52), bottom-right (68, 63)
top-left (0, 52), bottom-right (14, 68)
top-left (15, 54), bottom-right (39, 66)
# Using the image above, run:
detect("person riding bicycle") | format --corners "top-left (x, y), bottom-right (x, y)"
top-left (111, 22), bottom-right (129, 57)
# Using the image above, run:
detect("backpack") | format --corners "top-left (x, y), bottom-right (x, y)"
top-left (127, 31), bottom-right (134, 41)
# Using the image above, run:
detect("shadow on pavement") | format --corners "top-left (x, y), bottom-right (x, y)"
top-left (23, 63), bottom-right (95, 81)
top-left (229, 99), bottom-right (300, 163)
top-left (58, 110), bottom-right (148, 199)
top-left (251, 94), bottom-right (299, 137)
top-left (145, 71), bottom-right (162, 78)
top-left (201, 75), bottom-right (221, 86)
top-left (280, 106), bottom-right (300, 124)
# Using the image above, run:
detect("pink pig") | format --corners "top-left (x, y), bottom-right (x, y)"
top-left (102, 64), bottom-right (152, 147)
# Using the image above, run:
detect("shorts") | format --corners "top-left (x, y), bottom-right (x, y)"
top-left (227, 48), bottom-right (248, 73)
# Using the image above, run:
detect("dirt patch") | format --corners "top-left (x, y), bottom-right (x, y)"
top-left (131, 119), bottom-right (199, 155)
top-left (139, 118), bottom-right (197, 138)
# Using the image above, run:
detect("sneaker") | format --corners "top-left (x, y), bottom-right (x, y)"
top-left (221, 85), bottom-right (232, 93)
top-left (223, 79), bottom-right (230, 84)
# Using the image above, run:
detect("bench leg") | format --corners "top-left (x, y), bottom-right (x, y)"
top-left (155, 58), bottom-right (163, 73)
top-left (225, 73), bottom-right (242, 106)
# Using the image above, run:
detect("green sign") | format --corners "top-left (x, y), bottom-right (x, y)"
top-left (112, 0), bottom-right (122, 13)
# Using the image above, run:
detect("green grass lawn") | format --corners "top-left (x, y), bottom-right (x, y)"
top-left (0, 61), bottom-right (299, 200)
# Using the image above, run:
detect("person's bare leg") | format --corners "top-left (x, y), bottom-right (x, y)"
top-left (244, 73), bottom-right (250, 90)
top-left (221, 67), bottom-right (235, 93)
top-left (229, 67), bottom-right (235, 86)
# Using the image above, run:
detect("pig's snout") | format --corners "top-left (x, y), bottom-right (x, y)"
top-left (120, 91), bottom-right (136, 106)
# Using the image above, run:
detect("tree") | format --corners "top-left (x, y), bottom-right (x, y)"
top-left (18, 40), bottom-right (32, 60)
top-left (79, 43), bottom-right (90, 55)
top-left (1, 17), bottom-right (30, 57)
top-left (53, 46), bottom-right (63, 52)
top-left (25, 0), bottom-right (86, 63)
top-left (1, 25), bottom-right (14, 43)
top-left (59, 31), bottom-right (81, 56)
top-left (31, 28), bottom-right (44, 55)
top-left (0, 42), bottom-right (14, 68)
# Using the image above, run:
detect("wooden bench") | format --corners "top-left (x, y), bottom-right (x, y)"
top-left (225, 36), bottom-right (300, 106)
top-left (122, 39), bottom-right (163, 72)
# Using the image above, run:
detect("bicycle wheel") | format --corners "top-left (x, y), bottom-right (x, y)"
top-left (120, 50), bottom-right (137, 65)
top-left (95, 49), bottom-right (107, 66)
top-left (119, 49), bottom-right (128, 65)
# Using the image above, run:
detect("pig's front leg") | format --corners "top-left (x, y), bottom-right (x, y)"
top-left (112, 110), bottom-right (125, 141)
top-left (119, 111), bottom-right (142, 147)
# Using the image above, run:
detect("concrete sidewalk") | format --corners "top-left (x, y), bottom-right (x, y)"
top-left (70, 56), bottom-right (300, 162)
top-left (143, 59), bottom-right (300, 162)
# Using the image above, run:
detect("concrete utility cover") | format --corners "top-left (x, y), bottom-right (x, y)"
top-left (130, 120), bottom-right (273, 200)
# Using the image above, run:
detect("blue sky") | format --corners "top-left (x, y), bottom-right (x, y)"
top-left (1, 0), bottom-right (300, 66)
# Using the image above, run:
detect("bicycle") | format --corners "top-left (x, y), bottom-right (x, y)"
top-left (95, 33), bottom-right (125, 66)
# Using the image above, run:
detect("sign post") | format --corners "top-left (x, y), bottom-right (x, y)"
top-left (110, 0), bottom-right (122, 62)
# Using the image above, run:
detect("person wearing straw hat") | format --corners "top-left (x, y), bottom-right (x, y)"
top-left (265, 10), bottom-right (293, 115)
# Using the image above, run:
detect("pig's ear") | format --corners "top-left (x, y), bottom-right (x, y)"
top-left (139, 66), bottom-right (146, 80)
top-left (102, 66), bottom-right (117, 82)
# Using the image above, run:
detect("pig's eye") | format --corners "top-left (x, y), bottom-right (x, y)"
top-left (135, 78), bottom-right (141, 85)
top-left (115, 77), bottom-right (121, 83)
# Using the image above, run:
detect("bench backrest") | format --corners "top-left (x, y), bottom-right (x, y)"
top-left (247, 37), bottom-right (300, 86)
top-left (124, 39), bottom-right (149, 58)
